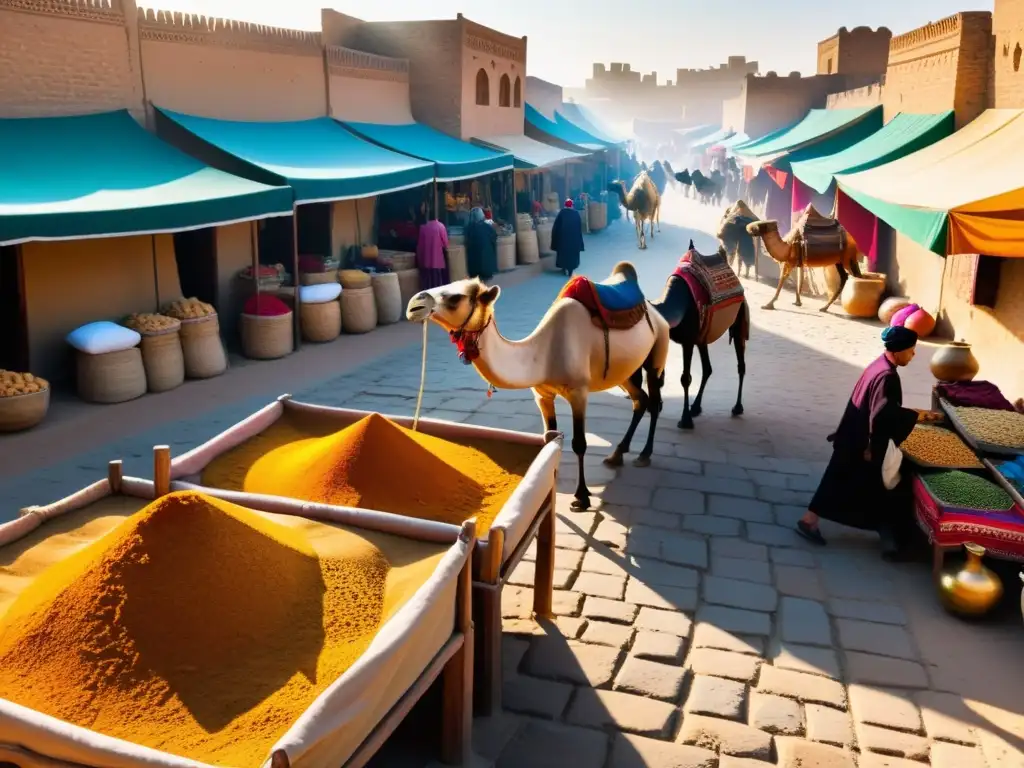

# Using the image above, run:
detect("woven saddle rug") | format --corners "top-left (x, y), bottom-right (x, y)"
top-left (672, 248), bottom-right (745, 344)
top-left (557, 274), bottom-right (650, 332)
top-left (791, 204), bottom-right (847, 261)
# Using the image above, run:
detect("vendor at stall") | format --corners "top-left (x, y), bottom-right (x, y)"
top-left (465, 207), bottom-right (497, 280)
top-left (797, 326), bottom-right (937, 560)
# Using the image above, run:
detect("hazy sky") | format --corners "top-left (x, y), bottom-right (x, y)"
top-left (142, 0), bottom-right (993, 87)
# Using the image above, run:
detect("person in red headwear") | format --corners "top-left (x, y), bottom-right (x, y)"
top-left (550, 198), bottom-right (584, 276)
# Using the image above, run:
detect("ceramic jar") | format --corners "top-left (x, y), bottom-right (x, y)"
top-left (840, 273), bottom-right (886, 318)
top-left (930, 341), bottom-right (980, 382)
top-left (938, 543), bottom-right (1003, 617)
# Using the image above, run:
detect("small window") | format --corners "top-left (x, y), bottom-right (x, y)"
top-left (499, 74), bottom-right (511, 107)
top-left (475, 69), bottom-right (490, 106)
top-left (513, 76), bottom-right (522, 107)
top-left (973, 255), bottom-right (1002, 309)
top-left (826, 57), bottom-right (833, 74)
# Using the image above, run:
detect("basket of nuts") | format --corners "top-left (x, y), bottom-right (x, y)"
top-left (123, 313), bottom-right (184, 393)
top-left (942, 401), bottom-right (1024, 456)
top-left (162, 298), bottom-right (227, 379)
top-left (900, 424), bottom-right (983, 470)
top-left (0, 370), bottom-right (50, 432)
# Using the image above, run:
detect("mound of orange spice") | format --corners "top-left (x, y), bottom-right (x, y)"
top-left (0, 491), bottom-right (390, 766)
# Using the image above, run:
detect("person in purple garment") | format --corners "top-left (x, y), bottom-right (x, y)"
top-left (797, 325), bottom-right (932, 560)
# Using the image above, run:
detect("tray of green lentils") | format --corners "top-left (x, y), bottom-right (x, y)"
top-left (938, 399), bottom-right (1024, 457)
top-left (918, 469), bottom-right (1017, 514)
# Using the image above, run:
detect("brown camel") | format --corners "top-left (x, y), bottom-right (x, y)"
top-left (406, 266), bottom-right (671, 511)
top-left (716, 200), bottom-right (760, 279)
top-left (608, 172), bottom-right (660, 249)
top-left (746, 204), bottom-right (862, 312)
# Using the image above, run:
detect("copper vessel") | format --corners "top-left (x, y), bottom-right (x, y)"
top-left (930, 341), bottom-right (980, 383)
top-left (939, 543), bottom-right (1003, 617)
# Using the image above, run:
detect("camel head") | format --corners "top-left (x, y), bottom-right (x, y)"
top-left (745, 220), bottom-right (779, 238)
top-left (406, 278), bottom-right (500, 333)
top-left (674, 170), bottom-right (692, 185)
top-left (607, 180), bottom-right (627, 194)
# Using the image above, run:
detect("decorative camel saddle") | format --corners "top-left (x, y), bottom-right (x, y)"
top-left (672, 245), bottom-right (745, 344)
top-left (792, 204), bottom-right (847, 262)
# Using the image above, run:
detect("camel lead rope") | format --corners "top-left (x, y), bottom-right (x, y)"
top-left (413, 319), bottom-right (429, 431)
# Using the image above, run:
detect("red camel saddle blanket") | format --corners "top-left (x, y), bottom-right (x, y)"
top-left (672, 250), bottom-right (744, 336)
top-left (795, 205), bottom-right (847, 258)
top-left (558, 275), bottom-right (649, 331)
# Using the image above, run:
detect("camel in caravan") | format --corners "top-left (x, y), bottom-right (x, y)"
top-left (406, 264), bottom-right (670, 512)
top-left (746, 204), bottom-right (863, 312)
top-left (608, 171), bottom-right (660, 249)
top-left (716, 200), bottom-right (760, 279)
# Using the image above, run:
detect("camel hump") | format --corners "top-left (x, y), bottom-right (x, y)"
top-left (611, 261), bottom-right (639, 283)
top-left (688, 239), bottom-right (695, 251)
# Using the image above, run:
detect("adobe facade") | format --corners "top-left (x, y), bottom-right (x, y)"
top-left (993, 0), bottom-right (1024, 106)
top-left (816, 26), bottom-right (892, 76)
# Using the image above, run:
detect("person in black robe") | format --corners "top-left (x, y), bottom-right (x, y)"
top-left (797, 326), bottom-right (932, 560)
top-left (551, 198), bottom-right (584, 276)
top-left (465, 206), bottom-right (497, 280)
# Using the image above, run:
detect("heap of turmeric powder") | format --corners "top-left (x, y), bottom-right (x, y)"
top-left (0, 491), bottom-right (394, 766)
top-left (202, 412), bottom-right (537, 535)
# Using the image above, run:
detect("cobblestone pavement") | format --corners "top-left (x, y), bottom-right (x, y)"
top-left (3, 191), bottom-right (1023, 767)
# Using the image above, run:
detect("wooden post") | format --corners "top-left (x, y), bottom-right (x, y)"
top-left (475, 525), bottom-right (504, 716)
top-left (291, 207), bottom-right (302, 350)
top-left (533, 491), bottom-right (557, 620)
top-left (107, 460), bottom-right (123, 494)
top-left (441, 520), bottom-right (475, 765)
top-left (153, 445), bottom-right (171, 498)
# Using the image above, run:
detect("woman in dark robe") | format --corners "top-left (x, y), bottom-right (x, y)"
top-left (797, 326), bottom-right (935, 560)
top-left (550, 198), bottom-right (584, 277)
top-left (465, 206), bottom-right (497, 280)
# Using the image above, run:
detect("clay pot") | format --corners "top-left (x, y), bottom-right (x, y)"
top-left (939, 543), bottom-right (1003, 618)
top-left (905, 308), bottom-right (936, 338)
top-left (878, 296), bottom-right (911, 325)
top-left (841, 274), bottom-right (886, 318)
top-left (930, 341), bottom-right (980, 382)
top-left (890, 303), bottom-right (920, 328)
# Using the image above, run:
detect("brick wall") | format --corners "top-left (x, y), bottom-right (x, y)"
top-left (459, 17), bottom-right (526, 140)
top-left (993, 0), bottom-right (1024, 106)
top-left (826, 82), bottom-right (885, 110)
top-left (817, 36), bottom-right (840, 75)
top-left (818, 27), bottom-right (891, 77)
top-left (326, 46), bottom-right (412, 123)
top-left (0, 0), bottom-right (142, 117)
top-left (737, 73), bottom-right (835, 138)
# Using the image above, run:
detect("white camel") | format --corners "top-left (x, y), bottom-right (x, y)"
top-left (406, 264), bottom-right (671, 511)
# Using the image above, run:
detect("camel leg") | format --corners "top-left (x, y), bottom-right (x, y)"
top-left (763, 263), bottom-right (792, 310)
top-left (604, 368), bottom-right (647, 468)
top-left (535, 389), bottom-right (557, 432)
top-left (678, 342), bottom-right (696, 430)
top-left (656, 203), bottom-right (661, 233)
top-left (794, 264), bottom-right (804, 307)
top-left (690, 344), bottom-right (712, 418)
top-left (634, 361), bottom-right (664, 467)
top-left (731, 308), bottom-right (747, 417)
top-left (567, 389), bottom-right (592, 511)
top-left (821, 264), bottom-right (847, 313)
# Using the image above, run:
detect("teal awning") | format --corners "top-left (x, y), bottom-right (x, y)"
top-left (673, 124), bottom-right (718, 146)
top-left (735, 107), bottom-right (882, 159)
top-left (526, 104), bottom-right (604, 151)
top-left (719, 132), bottom-right (750, 149)
top-left (688, 128), bottom-right (736, 153)
top-left (790, 111), bottom-right (955, 194)
top-left (0, 110), bottom-right (292, 246)
top-left (341, 121), bottom-right (512, 182)
top-left (556, 102), bottom-right (624, 145)
top-left (156, 108), bottom-right (434, 203)
top-left (472, 134), bottom-right (587, 170)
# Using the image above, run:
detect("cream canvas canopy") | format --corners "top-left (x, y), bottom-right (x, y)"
top-left (836, 109), bottom-right (1024, 257)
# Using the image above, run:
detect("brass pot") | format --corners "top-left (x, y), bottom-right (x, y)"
top-left (939, 543), bottom-right (1003, 617)
top-left (930, 341), bottom-right (980, 383)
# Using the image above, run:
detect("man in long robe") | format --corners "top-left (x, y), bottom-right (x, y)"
top-left (797, 326), bottom-right (930, 560)
top-left (551, 199), bottom-right (584, 276)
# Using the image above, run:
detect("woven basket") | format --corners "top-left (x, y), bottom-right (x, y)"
top-left (339, 269), bottom-right (372, 290)
top-left (517, 229), bottom-right (540, 264)
top-left (139, 329), bottom-right (185, 393)
top-left (0, 388), bottom-right (49, 432)
top-left (299, 271), bottom-right (339, 286)
top-left (341, 286), bottom-right (377, 334)
top-left (397, 269), bottom-right (420, 314)
top-left (383, 251), bottom-right (416, 272)
top-left (179, 315), bottom-right (228, 379)
top-left (497, 234), bottom-right (517, 272)
top-left (536, 221), bottom-right (554, 254)
top-left (241, 312), bottom-right (294, 360)
top-left (588, 201), bottom-right (607, 231)
top-left (372, 271), bottom-right (403, 325)
top-left (447, 244), bottom-right (468, 282)
top-left (301, 300), bottom-right (342, 343)
top-left (76, 347), bottom-right (147, 404)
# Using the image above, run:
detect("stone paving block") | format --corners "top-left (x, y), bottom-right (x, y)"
top-left (770, 640), bottom-right (841, 679)
top-left (704, 461), bottom-right (751, 480)
top-left (652, 487), bottom-right (707, 515)
top-left (857, 756), bottom-right (930, 768)
top-left (502, 675), bottom-right (574, 719)
top-left (628, 556), bottom-right (700, 588)
top-left (522, 636), bottom-right (621, 687)
top-left (979, 731), bottom-right (1024, 768)
top-left (843, 652), bottom-right (929, 689)
top-left (683, 514), bottom-right (741, 536)
top-left (757, 487), bottom-right (813, 506)
top-left (930, 742), bottom-right (986, 768)
top-left (686, 647), bottom-right (761, 683)
top-left (677, 713), bottom-right (771, 758)
top-left (632, 630), bottom-right (686, 664)
top-left (746, 522), bottom-right (802, 547)
top-left (472, 710), bottom-right (526, 761)
top-left (774, 565), bottom-right (826, 601)
top-left (566, 688), bottom-right (677, 737)
top-left (599, 503), bottom-right (636, 526)
top-left (835, 619), bottom-right (916, 660)
top-left (601, 483), bottom-right (654, 508)
top-left (496, 718), bottom-right (608, 768)
top-left (609, 733), bottom-right (717, 768)
top-left (747, 468), bottom-right (790, 488)
top-left (575, 571), bottom-right (627, 600)
top-left (707, 495), bottom-right (773, 523)
top-left (855, 723), bottom-right (930, 760)
top-left (719, 758), bottom-right (775, 768)
top-left (710, 537), bottom-right (768, 561)
top-left (554, 530), bottom-right (589, 551)
top-left (757, 666), bottom-right (847, 708)
top-left (552, 589), bottom-right (585, 616)
top-left (503, 634), bottom-right (530, 677)
top-left (779, 597), bottom-right (832, 646)
top-left (631, 506), bottom-right (683, 529)
top-left (683, 675), bottom-right (747, 721)
top-left (692, 622), bottom-right (765, 655)
top-left (848, 685), bottom-right (922, 732)
top-left (749, 691), bottom-right (805, 735)
top-left (615, 656), bottom-right (687, 701)
top-left (805, 703), bottom-right (854, 748)
top-left (775, 737), bottom-right (856, 768)
top-left (502, 586), bottom-right (535, 619)
top-left (695, 605), bottom-right (772, 636)
top-left (581, 548), bottom-right (624, 575)
top-left (557, 511), bottom-right (600, 536)
top-left (660, 532), bottom-right (709, 568)
top-left (827, 598), bottom-right (907, 626)
top-left (504, 615), bottom-right (588, 639)
top-left (581, 619), bottom-right (635, 650)
top-left (711, 555), bottom-right (772, 584)
top-left (704, 575), bottom-right (779, 612)
top-left (625, 579), bottom-right (698, 611)
top-left (770, 546), bottom-right (816, 567)
top-left (582, 596), bottom-right (638, 624)
top-left (509, 561), bottom-right (576, 590)
top-left (915, 690), bottom-right (979, 745)
top-left (593, 519), bottom-right (629, 549)
top-left (635, 606), bottom-right (694, 637)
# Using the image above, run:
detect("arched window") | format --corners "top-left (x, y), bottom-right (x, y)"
top-left (475, 69), bottom-right (490, 106)
top-left (513, 76), bottom-right (522, 107)
top-left (499, 74), bottom-right (511, 107)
